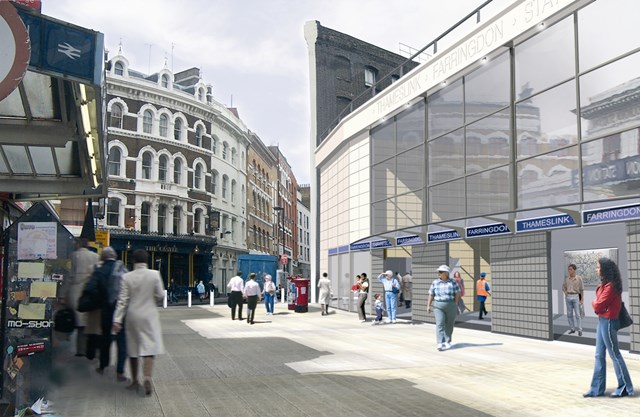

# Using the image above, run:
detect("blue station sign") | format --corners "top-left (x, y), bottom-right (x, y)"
top-left (17, 7), bottom-right (104, 86)
top-left (337, 245), bottom-right (349, 254)
top-left (371, 239), bottom-right (393, 249)
top-left (583, 203), bottom-right (640, 225)
top-left (349, 242), bottom-right (371, 251)
top-left (396, 235), bottom-right (424, 246)
top-left (516, 214), bottom-right (576, 233)
top-left (328, 248), bottom-right (338, 256)
top-left (427, 229), bottom-right (462, 242)
top-left (466, 223), bottom-right (511, 238)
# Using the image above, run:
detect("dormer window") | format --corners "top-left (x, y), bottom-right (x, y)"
top-left (161, 74), bottom-right (169, 88)
top-left (114, 61), bottom-right (124, 76)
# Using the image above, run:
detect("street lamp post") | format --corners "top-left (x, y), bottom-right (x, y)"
top-left (274, 206), bottom-right (285, 273)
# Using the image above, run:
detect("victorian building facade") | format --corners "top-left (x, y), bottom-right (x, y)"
top-left (103, 52), bottom-right (249, 291)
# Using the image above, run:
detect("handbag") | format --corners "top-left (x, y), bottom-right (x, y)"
top-left (619, 302), bottom-right (633, 329)
top-left (391, 286), bottom-right (400, 294)
top-left (54, 308), bottom-right (76, 333)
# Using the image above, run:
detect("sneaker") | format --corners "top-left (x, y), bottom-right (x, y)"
top-left (568, 329), bottom-right (576, 334)
top-left (391, 320), bottom-right (397, 323)
top-left (578, 330), bottom-right (582, 336)
top-left (437, 344), bottom-right (444, 351)
top-left (443, 342), bottom-right (451, 350)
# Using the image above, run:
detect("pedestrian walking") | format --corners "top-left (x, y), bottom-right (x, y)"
top-left (196, 280), bottom-right (205, 303)
top-left (453, 271), bottom-right (468, 314)
top-left (317, 272), bottom-right (331, 315)
top-left (372, 293), bottom-right (384, 325)
top-left (377, 270), bottom-right (401, 323)
top-left (583, 257), bottom-right (634, 398)
top-left (427, 265), bottom-right (461, 351)
top-left (112, 249), bottom-right (165, 396)
top-left (263, 274), bottom-right (276, 315)
top-left (244, 273), bottom-right (261, 324)
top-left (227, 271), bottom-right (244, 320)
top-left (60, 238), bottom-right (100, 357)
top-left (476, 272), bottom-right (490, 319)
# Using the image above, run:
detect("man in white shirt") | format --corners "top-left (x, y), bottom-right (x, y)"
top-left (243, 273), bottom-right (261, 325)
top-left (226, 271), bottom-right (245, 321)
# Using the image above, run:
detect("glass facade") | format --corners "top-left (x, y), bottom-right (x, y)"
top-left (318, 0), bottom-right (640, 276)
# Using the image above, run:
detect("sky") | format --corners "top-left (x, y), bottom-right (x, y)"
top-left (41, 0), bottom-right (511, 184)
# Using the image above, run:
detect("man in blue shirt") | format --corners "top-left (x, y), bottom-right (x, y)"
top-left (427, 265), bottom-right (461, 351)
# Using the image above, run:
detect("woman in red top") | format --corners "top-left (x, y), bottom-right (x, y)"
top-left (584, 257), bottom-right (634, 398)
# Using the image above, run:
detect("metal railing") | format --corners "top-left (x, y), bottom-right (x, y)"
top-left (318, 0), bottom-right (494, 143)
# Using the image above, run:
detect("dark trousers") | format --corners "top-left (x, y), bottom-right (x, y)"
top-left (375, 307), bottom-right (383, 322)
top-left (229, 291), bottom-right (244, 320)
top-left (99, 307), bottom-right (127, 373)
top-left (479, 301), bottom-right (488, 318)
top-left (246, 295), bottom-right (258, 323)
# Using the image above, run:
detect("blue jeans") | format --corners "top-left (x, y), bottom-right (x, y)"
top-left (433, 300), bottom-right (457, 344)
top-left (264, 293), bottom-right (275, 313)
top-left (565, 295), bottom-right (581, 330)
top-left (385, 292), bottom-right (397, 321)
top-left (587, 317), bottom-right (634, 396)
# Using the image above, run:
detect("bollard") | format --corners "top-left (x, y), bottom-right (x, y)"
top-left (188, 291), bottom-right (192, 307)
top-left (163, 290), bottom-right (168, 308)
top-left (210, 291), bottom-right (214, 306)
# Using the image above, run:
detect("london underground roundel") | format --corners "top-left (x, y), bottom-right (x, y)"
top-left (0, 2), bottom-right (30, 102)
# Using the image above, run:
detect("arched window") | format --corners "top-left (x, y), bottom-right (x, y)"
top-left (158, 205), bottom-right (167, 234)
top-left (173, 206), bottom-right (181, 235)
top-left (212, 137), bottom-right (217, 154)
top-left (108, 147), bottom-right (121, 176)
top-left (161, 74), bottom-right (169, 88)
top-left (231, 180), bottom-right (236, 202)
top-left (141, 202), bottom-right (151, 233)
top-left (142, 151), bottom-right (153, 179)
top-left (335, 55), bottom-right (351, 81)
top-left (174, 118), bottom-right (182, 140)
top-left (110, 103), bottom-right (123, 128)
top-left (231, 148), bottom-right (236, 164)
top-left (195, 126), bottom-right (203, 147)
top-left (107, 198), bottom-right (120, 226)
top-left (222, 175), bottom-right (229, 199)
top-left (222, 142), bottom-right (228, 160)
top-left (211, 171), bottom-right (218, 195)
top-left (159, 155), bottom-right (168, 183)
top-left (173, 159), bottom-right (182, 184)
top-left (194, 164), bottom-right (203, 189)
top-left (143, 110), bottom-right (153, 134)
top-left (194, 208), bottom-right (202, 234)
top-left (159, 114), bottom-right (169, 137)
top-left (114, 61), bottom-right (124, 76)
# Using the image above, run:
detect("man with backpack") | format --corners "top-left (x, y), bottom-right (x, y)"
top-left (93, 247), bottom-right (128, 381)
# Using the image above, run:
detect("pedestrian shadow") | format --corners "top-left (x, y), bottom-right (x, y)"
top-left (448, 342), bottom-right (503, 350)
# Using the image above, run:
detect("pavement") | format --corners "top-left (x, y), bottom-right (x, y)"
top-left (45, 303), bottom-right (640, 417)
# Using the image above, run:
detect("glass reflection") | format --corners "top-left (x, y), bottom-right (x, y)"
top-left (371, 120), bottom-right (395, 165)
top-left (516, 80), bottom-right (578, 159)
top-left (578, 0), bottom-right (639, 72)
top-left (397, 100), bottom-right (425, 154)
top-left (397, 191), bottom-right (424, 227)
top-left (428, 128), bottom-right (464, 185)
top-left (427, 78), bottom-right (463, 139)
top-left (582, 128), bottom-right (640, 200)
top-left (465, 51), bottom-right (510, 124)
top-left (580, 51), bottom-right (640, 141)
top-left (429, 178), bottom-right (465, 222)
top-left (397, 146), bottom-right (424, 193)
top-left (514, 16), bottom-right (574, 101)
top-left (466, 166), bottom-right (510, 217)
top-left (517, 146), bottom-right (580, 209)
top-left (466, 109), bottom-right (511, 174)
top-left (372, 158), bottom-right (395, 203)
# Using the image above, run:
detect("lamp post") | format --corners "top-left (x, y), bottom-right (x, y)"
top-left (273, 206), bottom-right (284, 273)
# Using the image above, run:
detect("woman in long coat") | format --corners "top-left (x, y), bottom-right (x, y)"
top-left (317, 272), bottom-right (332, 315)
top-left (112, 249), bottom-right (164, 396)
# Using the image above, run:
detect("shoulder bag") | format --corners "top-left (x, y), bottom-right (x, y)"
top-left (619, 302), bottom-right (633, 329)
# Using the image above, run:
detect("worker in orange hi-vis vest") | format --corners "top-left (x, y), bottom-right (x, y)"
top-left (476, 272), bottom-right (491, 320)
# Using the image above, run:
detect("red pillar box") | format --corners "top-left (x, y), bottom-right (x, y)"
top-left (293, 278), bottom-right (310, 313)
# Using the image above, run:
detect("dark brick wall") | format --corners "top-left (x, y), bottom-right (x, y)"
top-left (308, 21), bottom-right (419, 145)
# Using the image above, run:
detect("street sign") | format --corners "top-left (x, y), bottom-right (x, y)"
top-left (0, 1), bottom-right (30, 101)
